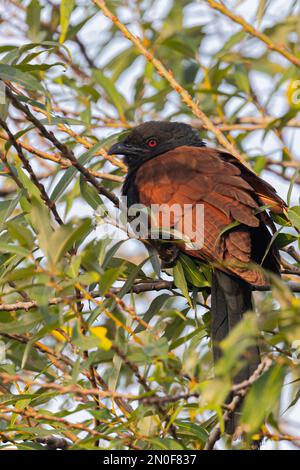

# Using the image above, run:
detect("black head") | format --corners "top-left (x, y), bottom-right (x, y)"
top-left (107, 121), bottom-right (205, 170)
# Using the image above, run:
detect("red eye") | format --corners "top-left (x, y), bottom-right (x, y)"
top-left (147, 138), bottom-right (157, 148)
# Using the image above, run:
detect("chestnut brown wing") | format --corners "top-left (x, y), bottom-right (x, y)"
top-left (135, 146), bottom-right (281, 285)
top-left (217, 150), bottom-right (286, 214)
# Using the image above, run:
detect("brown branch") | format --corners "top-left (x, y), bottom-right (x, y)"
top-left (266, 167), bottom-right (300, 185)
top-left (0, 372), bottom-right (138, 400)
top-left (0, 130), bottom-right (67, 165)
top-left (0, 280), bottom-right (299, 312)
top-left (0, 167), bottom-right (57, 197)
top-left (204, 357), bottom-right (273, 450)
top-left (109, 346), bottom-right (180, 441)
top-left (266, 159), bottom-right (300, 169)
top-left (280, 257), bottom-right (300, 275)
top-left (208, 116), bottom-right (300, 129)
top-left (5, 88), bottom-right (120, 207)
top-left (283, 246), bottom-right (300, 264)
top-left (93, 0), bottom-right (247, 163)
top-left (0, 130), bottom-right (124, 183)
top-left (0, 405), bottom-right (114, 442)
top-left (2, 92), bottom-right (126, 422)
top-left (259, 429), bottom-right (300, 447)
top-left (101, 116), bottom-right (300, 132)
top-left (0, 403), bottom-right (142, 449)
top-left (0, 118), bottom-right (63, 226)
top-left (207, 0), bottom-right (300, 68)
top-left (75, 35), bottom-right (96, 69)
top-left (0, 330), bottom-right (132, 417)
top-left (140, 392), bottom-right (199, 405)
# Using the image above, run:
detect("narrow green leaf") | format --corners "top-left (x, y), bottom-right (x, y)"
top-left (93, 70), bottom-right (128, 118)
top-left (26, 0), bottom-right (41, 42)
top-left (173, 260), bottom-right (192, 307)
top-left (288, 206), bottom-right (300, 231)
top-left (102, 240), bottom-right (126, 269)
top-left (241, 364), bottom-right (285, 433)
top-left (0, 243), bottom-right (29, 257)
top-left (0, 64), bottom-right (44, 92)
top-left (274, 232), bottom-right (297, 249)
top-left (179, 253), bottom-right (209, 288)
top-left (48, 218), bottom-right (92, 265)
top-left (29, 196), bottom-right (53, 259)
top-left (50, 136), bottom-right (117, 202)
top-left (99, 265), bottom-right (125, 296)
top-left (135, 293), bottom-right (170, 333)
top-left (80, 175), bottom-right (103, 210)
top-left (0, 190), bottom-right (25, 233)
top-left (177, 421), bottom-right (209, 444)
top-left (234, 64), bottom-right (251, 94)
top-left (118, 259), bottom-right (147, 298)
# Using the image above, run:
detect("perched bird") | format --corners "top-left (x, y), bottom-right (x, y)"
top-left (108, 121), bottom-right (286, 432)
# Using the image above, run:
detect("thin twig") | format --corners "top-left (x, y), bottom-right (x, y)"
top-left (93, 0), bottom-right (246, 163)
top-left (0, 280), bottom-right (299, 312)
top-left (0, 118), bottom-right (63, 226)
top-left (5, 88), bottom-right (120, 207)
top-left (207, 0), bottom-right (300, 68)
top-left (204, 357), bottom-right (273, 450)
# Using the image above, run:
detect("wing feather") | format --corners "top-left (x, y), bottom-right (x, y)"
top-left (134, 145), bottom-right (282, 285)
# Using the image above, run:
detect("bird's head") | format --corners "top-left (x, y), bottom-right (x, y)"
top-left (108, 121), bottom-right (205, 169)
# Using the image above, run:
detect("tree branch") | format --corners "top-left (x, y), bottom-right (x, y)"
top-left (204, 357), bottom-right (273, 450)
top-left (0, 118), bottom-right (63, 226)
top-left (93, 0), bottom-right (246, 163)
top-left (207, 0), bottom-right (300, 68)
top-left (0, 281), bottom-right (298, 312)
top-left (5, 87), bottom-right (120, 207)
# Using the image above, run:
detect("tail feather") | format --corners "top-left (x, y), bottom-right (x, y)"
top-left (211, 270), bottom-right (260, 434)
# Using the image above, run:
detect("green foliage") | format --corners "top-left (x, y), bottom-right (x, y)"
top-left (60, 0), bottom-right (75, 44)
top-left (0, 0), bottom-right (299, 452)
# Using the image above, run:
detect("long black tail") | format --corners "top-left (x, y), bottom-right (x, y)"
top-left (211, 270), bottom-right (260, 434)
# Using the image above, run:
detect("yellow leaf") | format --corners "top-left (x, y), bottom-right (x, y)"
top-left (90, 326), bottom-right (112, 351)
top-left (286, 79), bottom-right (300, 110)
top-left (51, 326), bottom-right (72, 343)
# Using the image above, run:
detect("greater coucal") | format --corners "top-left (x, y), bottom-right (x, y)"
top-left (108, 121), bottom-right (286, 432)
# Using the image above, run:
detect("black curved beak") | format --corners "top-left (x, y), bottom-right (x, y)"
top-left (107, 141), bottom-right (130, 156)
